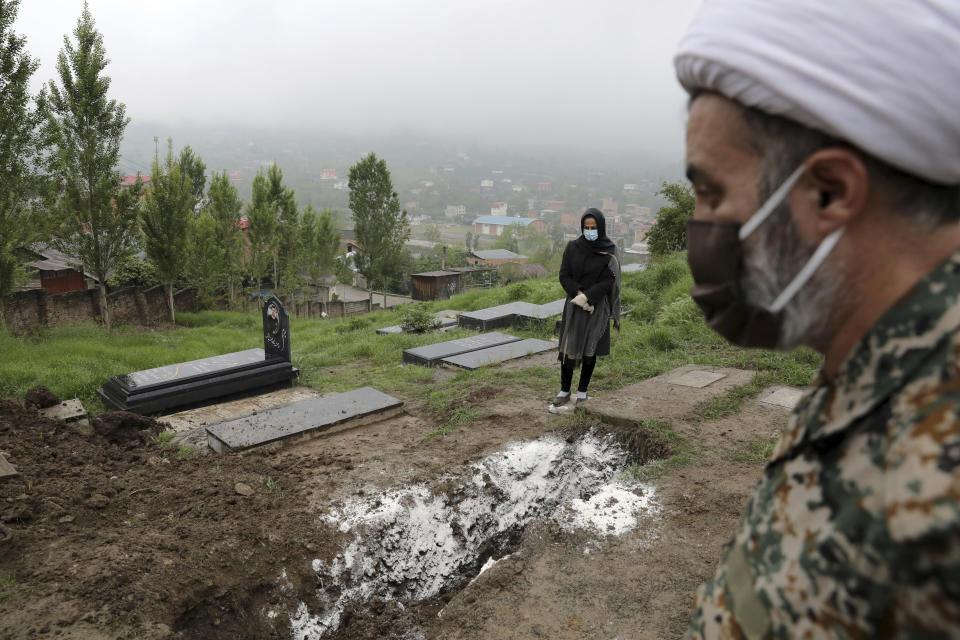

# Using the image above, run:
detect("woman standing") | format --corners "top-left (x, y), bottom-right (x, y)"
top-left (551, 208), bottom-right (621, 412)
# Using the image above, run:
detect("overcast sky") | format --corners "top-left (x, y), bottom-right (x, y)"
top-left (15, 0), bottom-right (699, 158)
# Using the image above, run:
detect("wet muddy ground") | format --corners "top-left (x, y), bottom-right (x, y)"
top-left (0, 378), bottom-right (788, 639)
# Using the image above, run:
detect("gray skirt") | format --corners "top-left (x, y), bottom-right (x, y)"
top-left (558, 296), bottom-right (611, 367)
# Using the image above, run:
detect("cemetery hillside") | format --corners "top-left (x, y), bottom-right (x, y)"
top-left (0, 3), bottom-right (827, 638)
top-left (0, 255), bottom-right (821, 639)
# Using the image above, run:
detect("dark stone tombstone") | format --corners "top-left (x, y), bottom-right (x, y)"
top-left (98, 298), bottom-right (298, 415)
top-left (263, 296), bottom-right (291, 361)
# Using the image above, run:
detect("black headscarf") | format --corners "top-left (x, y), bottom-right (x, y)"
top-left (576, 208), bottom-right (617, 254)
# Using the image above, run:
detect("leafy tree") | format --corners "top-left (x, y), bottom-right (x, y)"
top-left (299, 204), bottom-right (341, 291)
top-left (39, 3), bottom-right (139, 330)
top-left (0, 0), bottom-right (47, 329)
top-left (105, 254), bottom-right (159, 289)
top-left (464, 231), bottom-right (474, 252)
top-left (424, 223), bottom-right (441, 244)
top-left (244, 168), bottom-right (280, 291)
top-left (178, 145), bottom-right (206, 211)
top-left (348, 152), bottom-right (410, 307)
top-left (245, 164), bottom-right (297, 292)
top-left (493, 226), bottom-right (521, 252)
top-left (184, 210), bottom-right (222, 308)
top-left (142, 138), bottom-right (193, 322)
top-left (645, 182), bottom-right (695, 257)
top-left (204, 170), bottom-right (244, 305)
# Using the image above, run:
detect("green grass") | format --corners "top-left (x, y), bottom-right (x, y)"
top-left (0, 252), bottom-right (821, 444)
top-left (725, 438), bottom-right (778, 464)
top-left (618, 419), bottom-right (694, 482)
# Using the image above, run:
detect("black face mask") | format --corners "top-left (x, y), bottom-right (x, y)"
top-left (684, 165), bottom-right (844, 350)
top-left (686, 219), bottom-right (782, 348)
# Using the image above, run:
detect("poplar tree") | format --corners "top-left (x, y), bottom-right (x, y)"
top-left (0, 0), bottom-right (46, 329)
top-left (348, 152), bottom-right (409, 307)
top-left (204, 170), bottom-right (244, 305)
top-left (299, 205), bottom-right (341, 289)
top-left (39, 3), bottom-right (138, 330)
top-left (244, 168), bottom-right (280, 291)
top-left (142, 139), bottom-right (193, 323)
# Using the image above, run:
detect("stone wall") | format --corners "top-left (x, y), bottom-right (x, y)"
top-left (6, 286), bottom-right (197, 333)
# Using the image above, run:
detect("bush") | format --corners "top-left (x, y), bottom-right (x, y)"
top-left (400, 303), bottom-right (440, 333)
top-left (506, 282), bottom-right (532, 301)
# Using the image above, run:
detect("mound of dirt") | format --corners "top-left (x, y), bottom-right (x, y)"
top-left (23, 386), bottom-right (60, 409)
top-left (0, 399), bottom-right (340, 640)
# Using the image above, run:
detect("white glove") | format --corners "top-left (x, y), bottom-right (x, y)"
top-left (571, 293), bottom-right (588, 308)
top-left (583, 303), bottom-right (595, 313)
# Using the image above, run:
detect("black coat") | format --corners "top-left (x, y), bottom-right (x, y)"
top-left (559, 240), bottom-right (615, 307)
top-left (559, 239), bottom-right (615, 358)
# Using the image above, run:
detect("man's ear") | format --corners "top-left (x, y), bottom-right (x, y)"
top-left (795, 148), bottom-right (870, 238)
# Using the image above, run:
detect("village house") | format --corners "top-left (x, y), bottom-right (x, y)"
top-left (472, 216), bottom-right (547, 237)
top-left (467, 249), bottom-right (528, 266)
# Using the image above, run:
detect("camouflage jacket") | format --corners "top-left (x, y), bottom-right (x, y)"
top-left (688, 251), bottom-right (960, 639)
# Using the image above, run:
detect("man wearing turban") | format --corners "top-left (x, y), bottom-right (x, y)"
top-left (675, 1), bottom-right (960, 637)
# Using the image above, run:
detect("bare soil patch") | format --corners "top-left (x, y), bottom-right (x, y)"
top-left (0, 371), bottom-right (789, 639)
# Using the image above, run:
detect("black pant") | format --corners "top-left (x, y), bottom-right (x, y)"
top-left (561, 356), bottom-right (597, 393)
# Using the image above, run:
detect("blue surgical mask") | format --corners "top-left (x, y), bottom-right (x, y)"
top-left (584, 229), bottom-right (599, 241)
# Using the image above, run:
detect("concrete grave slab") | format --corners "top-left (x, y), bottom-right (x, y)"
top-left (403, 332), bottom-right (522, 367)
top-left (458, 302), bottom-right (540, 331)
top-left (759, 386), bottom-right (804, 410)
top-left (668, 370), bottom-right (727, 388)
top-left (0, 454), bottom-right (18, 479)
top-left (441, 338), bottom-right (557, 370)
top-left (205, 387), bottom-right (403, 454)
top-left (376, 315), bottom-right (459, 335)
top-left (581, 365), bottom-right (754, 428)
top-left (37, 398), bottom-right (86, 423)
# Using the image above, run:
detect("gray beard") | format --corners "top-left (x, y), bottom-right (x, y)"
top-left (740, 205), bottom-right (845, 351)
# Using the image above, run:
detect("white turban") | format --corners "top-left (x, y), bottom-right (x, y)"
top-left (675, 0), bottom-right (960, 185)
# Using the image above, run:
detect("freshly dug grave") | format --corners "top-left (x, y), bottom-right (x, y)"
top-left (0, 397), bottom-right (339, 640)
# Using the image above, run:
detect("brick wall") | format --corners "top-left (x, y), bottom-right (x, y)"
top-left (6, 286), bottom-right (197, 333)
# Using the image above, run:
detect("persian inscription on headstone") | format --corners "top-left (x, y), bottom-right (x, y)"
top-left (668, 370), bottom-right (726, 388)
top-left (118, 349), bottom-right (266, 390)
top-left (262, 296), bottom-right (291, 361)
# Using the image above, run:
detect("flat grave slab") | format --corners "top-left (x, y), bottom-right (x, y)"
top-left (403, 331), bottom-right (522, 367)
top-left (759, 386), bottom-right (804, 410)
top-left (582, 366), bottom-right (754, 428)
top-left (205, 387), bottom-right (403, 454)
top-left (531, 298), bottom-right (566, 318)
top-left (668, 370), bottom-right (727, 388)
top-left (458, 302), bottom-right (540, 331)
top-left (441, 338), bottom-right (557, 369)
top-left (376, 315), bottom-right (459, 335)
top-left (98, 348), bottom-right (298, 415)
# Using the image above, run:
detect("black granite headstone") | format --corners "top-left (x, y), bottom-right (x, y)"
top-left (263, 296), bottom-right (291, 361)
top-left (98, 299), bottom-right (298, 414)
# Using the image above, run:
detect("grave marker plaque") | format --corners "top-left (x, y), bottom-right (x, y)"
top-left (98, 299), bottom-right (298, 415)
